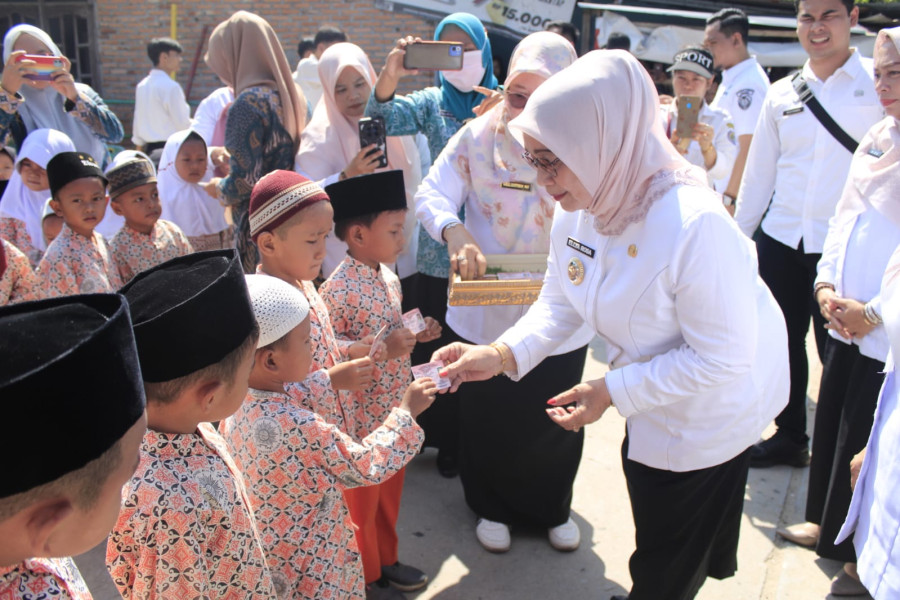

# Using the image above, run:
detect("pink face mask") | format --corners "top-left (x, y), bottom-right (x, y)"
top-left (441, 50), bottom-right (485, 92)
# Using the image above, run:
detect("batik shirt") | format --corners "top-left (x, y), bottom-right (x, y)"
top-left (109, 219), bottom-right (192, 283)
top-left (320, 257), bottom-right (413, 441)
top-left (0, 557), bottom-right (92, 600)
top-left (35, 224), bottom-right (122, 298)
top-left (107, 423), bottom-right (277, 600)
top-left (0, 239), bottom-right (38, 305)
top-left (221, 388), bottom-right (423, 600)
top-left (0, 217), bottom-right (40, 267)
top-left (366, 88), bottom-right (465, 279)
top-left (256, 267), bottom-right (353, 430)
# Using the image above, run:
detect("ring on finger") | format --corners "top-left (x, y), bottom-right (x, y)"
top-left (457, 255), bottom-right (467, 262)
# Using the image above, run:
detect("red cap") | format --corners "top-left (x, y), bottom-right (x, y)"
top-left (248, 170), bottom-right (330, 241)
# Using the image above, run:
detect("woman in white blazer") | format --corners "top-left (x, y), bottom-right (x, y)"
top-left (432, 50), bottom-right (789, 600)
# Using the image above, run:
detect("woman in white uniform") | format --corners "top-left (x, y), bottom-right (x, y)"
top-left (433, 50), bottom-right (789, 600)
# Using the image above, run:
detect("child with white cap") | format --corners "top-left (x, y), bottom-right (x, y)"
top-left (222, 273), bottom-right (436, 599)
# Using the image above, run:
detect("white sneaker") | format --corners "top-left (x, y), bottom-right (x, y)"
top-left (476, 518), bottom-right (511, 553)
top-left (548, 517), bottom-right (580, 551)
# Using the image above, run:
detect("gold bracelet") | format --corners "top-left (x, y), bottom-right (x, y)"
top-left (489, 342), bottom-right (512, 376)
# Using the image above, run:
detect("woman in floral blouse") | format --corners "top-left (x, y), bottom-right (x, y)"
top-left (204, 11), bottom-right (307, 272)
top-left (0, 25), bottom-right (123, 168)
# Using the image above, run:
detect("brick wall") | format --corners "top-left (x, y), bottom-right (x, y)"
top-left (95, 0), bottom-right (439, 144)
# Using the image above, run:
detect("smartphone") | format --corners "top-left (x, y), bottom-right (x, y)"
top-left (359, 116), bottom-right (388, 168)
top-left (675, 95), bottom-right (702, 141)
top-left (403, 41), bottom-right (463, 71)
top-left (16, 54), bottom-right (65, 81)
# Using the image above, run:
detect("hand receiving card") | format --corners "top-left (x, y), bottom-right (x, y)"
top-left (412, 360), bottom-right (452, 390)
top-left (369, 325), bottom-right (389, 358)
top-left (402, 308), bottom-right (427, 334)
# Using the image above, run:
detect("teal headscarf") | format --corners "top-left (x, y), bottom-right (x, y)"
top-left (434, 12), bottom-right (498, 122)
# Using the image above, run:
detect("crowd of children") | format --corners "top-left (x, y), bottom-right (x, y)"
top-left (0, 125), bottom-right (444, 599)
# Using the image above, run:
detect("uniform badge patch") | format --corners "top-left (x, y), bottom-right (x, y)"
top-left (737, 89), bottom-right (755, 110)
top-left (727, 129), bottom-right (737, 145)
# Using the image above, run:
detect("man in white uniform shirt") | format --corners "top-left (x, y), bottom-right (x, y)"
top-left (734, 0), bottom-right (883, 468)
top-left (132, 38), bottom-right (192, 163)
top-left (292, 26), bottom-right (347, 110)
top-left (704, 8), bottom-right (771, 207)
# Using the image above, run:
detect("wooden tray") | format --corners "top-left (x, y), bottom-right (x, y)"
top-left (448, 254), bottom-right (547, 306)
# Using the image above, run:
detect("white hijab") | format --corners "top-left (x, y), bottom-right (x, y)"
top-left (0, 128), bottom-right (75, 252)
top-left (509, 50), bottom-right (705, 235)
top-left (3, 25), bottom-right (110, 167)
top-left (157, 129), bottom-right (228, 236)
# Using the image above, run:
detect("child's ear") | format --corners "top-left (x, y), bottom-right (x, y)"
top-left (109, 199), bottom-right (124, 216)
top-left (49, 199), bottom-right (63, 217)
top-left (24, 497), bottom-right (74, 556)
top-left (256, 232), bottom-right (276, 257)
top-left (191, 378), bottom-right (224, 414)
top-left (349, 224), bottom-right (366, 247)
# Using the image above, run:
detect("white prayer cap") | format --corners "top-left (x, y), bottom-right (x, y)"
top-left (244, 274), bottom-right (310, 348)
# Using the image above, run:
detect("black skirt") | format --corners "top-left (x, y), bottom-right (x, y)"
top-left (807, 337), bottom-right (884, 562)
top-left (623, 436), bottom-right (751, 600)
top-left (457, 341), bottom-right (588, 528)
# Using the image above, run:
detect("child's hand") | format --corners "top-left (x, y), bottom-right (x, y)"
top-left (204, 178), bottom-right (221, 201)
top-left (386, 327), bottom-right (417, 359)
top-left (400, 377), bottom-right (438, 418)
top-left (416, 317), bottom-right (442, 343)
top-left (328, 357), bottom-right (374, 391)
top-left (348, 334), bottom-right (387, 360)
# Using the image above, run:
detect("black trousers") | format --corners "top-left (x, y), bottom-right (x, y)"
top-left (623, 437), bottom-right (751, 600)
top-left (409, 273), bottom-right (459, 458)
top-left (807, 337), bottom-right (884, 562)
top-left (756, 232), bottom-right (828, 444)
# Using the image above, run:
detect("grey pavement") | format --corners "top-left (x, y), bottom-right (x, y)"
top-left (75, 333), bottom-right (858, 599)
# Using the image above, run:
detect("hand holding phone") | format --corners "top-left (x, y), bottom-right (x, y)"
top-left (358, 116), bottom-right (388, 169)
top-left (16, 54), bottom-right (66, 81)
top-left (675, 96), bottom-right (702, 152)
top-left (403, 41), bottom-right (464, 71)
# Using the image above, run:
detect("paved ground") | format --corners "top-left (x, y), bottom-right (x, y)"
top-left (75, 333), bottom-right (866, 599)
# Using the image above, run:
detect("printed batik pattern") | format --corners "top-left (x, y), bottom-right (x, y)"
top-left (35, 225), bottom-right (122, 298)
top-left (0, 557), bottom-right (92, 600)
top-left (106, 423), bottom-right (276, 600)
top-left (319, 256), bottom-right (413, 441)
top-left (0, 217), bottom-right (41, 267)
top-left (109, 219), bottom-right (192, 282)
top-left (257, 266), bottom-right (353, 430)
top-left (221, 388), bottom-right (424, 600)
top-left (0, 239), bottom-right (38, 305)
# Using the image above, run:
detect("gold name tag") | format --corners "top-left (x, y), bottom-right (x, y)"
top-left (501, 181), bottom-right (533, 192)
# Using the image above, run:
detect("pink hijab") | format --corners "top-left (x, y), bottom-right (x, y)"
top-left (509, 50), bottom-right (705, 235)
top-left (295, 43), bottom-right (419, 190)
top-left (847, 28), bottom-right (900, 229)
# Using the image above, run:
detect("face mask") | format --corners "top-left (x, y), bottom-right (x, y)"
top-left (442, 50), bottom-right (486, 93)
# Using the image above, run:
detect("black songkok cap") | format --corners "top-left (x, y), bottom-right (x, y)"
top-left (0, 294), bottom-right (146, 499)
top-left (325, 170), bottom-right (407, 224)
top-left (46, 151), bottom-right (107, 198)
top-left (119, 249), bottom-right (256, 382)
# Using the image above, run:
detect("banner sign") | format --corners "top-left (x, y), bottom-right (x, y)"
top-left (378, 0), bottom-right (578, 36)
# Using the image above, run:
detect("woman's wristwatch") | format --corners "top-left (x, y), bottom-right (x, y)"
top-left (722, 193), bottom-right (736, 208)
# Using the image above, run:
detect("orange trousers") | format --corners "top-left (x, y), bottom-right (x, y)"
top-left (344, 467), bottom-right (406, 584)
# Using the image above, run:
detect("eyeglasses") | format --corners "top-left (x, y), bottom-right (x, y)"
top-left (522, 150), bottom-right (562, 178)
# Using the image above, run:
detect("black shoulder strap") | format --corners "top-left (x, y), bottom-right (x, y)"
top-left (791, 72), bottom-right (858, 154)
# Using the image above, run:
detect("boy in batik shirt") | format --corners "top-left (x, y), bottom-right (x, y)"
top-left (107, 155), bottom-right (192, 282)
top-left (248, 170), bottom-right (379, 432)
top-left (35, 152), bottom-right (122, 298)
top-left (0, 295), bottom-right (147, 599)
top-left (0, 238), bottom-right (37, 305)
top-left (106, 250), bottom-right (276, 599)
top-left (320, 171), bottom-right (442, 596)
top-left (222, 274), bottom-right (435, 599)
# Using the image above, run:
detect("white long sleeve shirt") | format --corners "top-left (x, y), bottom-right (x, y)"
top-left (496, 185), bottom-right (789, 472)
top-left (132, 69), bottom-right (192, 146)
top-left (191, 86), bottom-right (234, 146)
top-left (711, 56), bottom-right (770, 138)
top-left (735, 51), bottom-right (882, 253)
